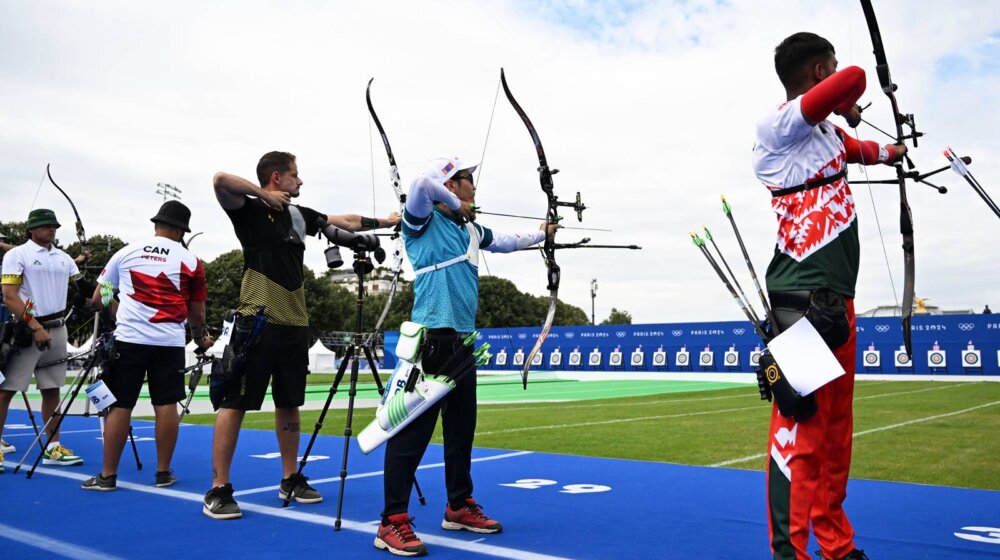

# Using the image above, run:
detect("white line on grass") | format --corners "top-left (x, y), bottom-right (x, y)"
top-left (475, 406), bottom-right (763, 436)
top-left (2, 463), bottom-right (570, 560)
top-left (477, 383), bottom-right (968, 438)
top-left (232, 450), bottom-right (533, 497)
top-left (709, 399), bottom-right (1000, 468)
top-left (854, 382), bottom-right (968, 400)
top-left (0, 522), bottom-right (128, 560)
top-left (478, 380), bottom-right (948, 415)
top-left (480, 390), bottom-right (752, 413)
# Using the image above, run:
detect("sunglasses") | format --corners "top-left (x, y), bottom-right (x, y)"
top-left (452, 173), bottom-right (474, 184)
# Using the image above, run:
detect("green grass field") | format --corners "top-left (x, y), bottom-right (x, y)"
top-left (179, 380), bottom-right (1000, 491)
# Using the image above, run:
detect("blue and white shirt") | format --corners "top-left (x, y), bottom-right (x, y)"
top-left (402, 174), bottom-right (544, 332)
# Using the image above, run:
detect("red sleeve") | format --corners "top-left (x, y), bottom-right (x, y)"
top-left (184, 259), bottom-right (208, 302)
top-left (800, 66), bottom-right (866, 124)
top-left (838, 127), bottom-right (883, 165)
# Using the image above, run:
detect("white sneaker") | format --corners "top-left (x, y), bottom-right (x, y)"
top-left (43, 444), bottom-right (83, 466)
top-left (0, 439), bottom-right (14, 454)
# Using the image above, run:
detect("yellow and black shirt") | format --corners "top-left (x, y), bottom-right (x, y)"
top-left (225, 197), bottom-right (325, 326)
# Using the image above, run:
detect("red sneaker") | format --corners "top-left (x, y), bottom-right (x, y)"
top-left (441, 498), bottom-right (503, 534)
top-left (374, 513), bottom-right (427, 557)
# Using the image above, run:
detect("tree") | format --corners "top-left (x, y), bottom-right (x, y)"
top-left (202, 249), bottom-right (244, 330)
top-left (476, 276), bottom-right (590, 328)
top-left (601, 308), bottom-right (633, 325)
top-left (304, 268), bottom-right (355, 333)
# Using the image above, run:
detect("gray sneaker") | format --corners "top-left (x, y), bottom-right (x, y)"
top-left (154, 469), bottom-right (177, 488)
top-left (0, 439), bottom-right (14, 454)
top-left (278, 473), bottom-right (323, 504)
top-left (81, 473), bottom-right (117, 491)
top-left (203, 483), bottom-right (242, 519)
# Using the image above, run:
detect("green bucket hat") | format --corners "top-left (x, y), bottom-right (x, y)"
top-left (26, 208), bottom-right (61, 229)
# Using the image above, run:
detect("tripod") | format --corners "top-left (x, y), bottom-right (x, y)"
top-left (14, 314), bottom-right (141, 477)
top-left (285, 248), bottom-right (425, 530)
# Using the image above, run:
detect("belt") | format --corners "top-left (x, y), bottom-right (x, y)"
top-left (770, 169), bottom-right (847, 198)
top-left (34, 311), bottom-right (66, 329)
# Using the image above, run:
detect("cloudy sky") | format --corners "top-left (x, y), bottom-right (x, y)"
top-left (3, 0), bottom-right (997, 324)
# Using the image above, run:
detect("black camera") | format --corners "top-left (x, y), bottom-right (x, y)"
top-left (317, 220), bottom-right (381, 252)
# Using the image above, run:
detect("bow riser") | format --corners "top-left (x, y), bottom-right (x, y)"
top-left (860, 0), bottom-right (916, 356)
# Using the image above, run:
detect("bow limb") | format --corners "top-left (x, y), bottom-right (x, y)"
top-left (860, 0), bottom-right (915, 356)
top-left (500, 69), bottom-right (561, 389)
top-left (46, 163), bottom-right (87, 248)
top-left (365, 78), bottom-right (407, 346)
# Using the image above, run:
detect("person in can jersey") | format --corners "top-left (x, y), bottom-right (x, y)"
top-left (80, 200), bottom-right (212, 491)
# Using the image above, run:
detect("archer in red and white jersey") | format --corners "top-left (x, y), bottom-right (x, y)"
top-left (751, 32), bottom-right (906, 560)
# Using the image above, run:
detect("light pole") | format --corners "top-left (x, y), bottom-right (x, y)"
top-left (156, 182), bottom-right (182, 202)
top-left (590, 278), bottom-right (598, 325)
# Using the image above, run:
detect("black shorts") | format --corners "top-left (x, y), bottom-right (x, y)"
top-left (106, 341), bottom-right (185, 409)
top-left (218, 324), bottom-right (309, 411)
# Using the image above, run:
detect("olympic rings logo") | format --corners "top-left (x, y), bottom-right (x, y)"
top-left (958, 323), bottom-right (974, 331)
top-left (875, 325), bottom-right (890, 333)
top-left (565, 332), bottom-right (575, 339)
top-left (733, 328), bottom-right (745, 336)
top-left (616, 331), bottom-right (627, 338)
top-left (517, 333), bottom-right (527, 339)
top-left (672, 330), bottom-right (683, 337)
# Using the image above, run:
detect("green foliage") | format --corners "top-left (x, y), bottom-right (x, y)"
top-left (477, 276), bottom-right (589, 328)
top-left (202, 249), bottom-right (244, 330)
top-left (363, 280), bottom-right (413, 333)
top-left (0, 220), bottom-right (27, 246)
top-left (601, 308), bottom-right (633, 325)
top-left (304, 268), bottom-right (355, 332)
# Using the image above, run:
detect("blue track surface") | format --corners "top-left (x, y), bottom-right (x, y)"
top-left (2, 410), bottom-right (998, 559)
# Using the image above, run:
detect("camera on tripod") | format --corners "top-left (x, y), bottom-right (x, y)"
top-left (317, 219), bottom-right (386, 269)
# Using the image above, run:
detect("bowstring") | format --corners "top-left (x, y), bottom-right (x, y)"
top-left (30, 168), bottom-right (46, 213)
top-left (474, 73), bottom-right (523, 374)
top-left (475, 75), bottom-right (502, 187)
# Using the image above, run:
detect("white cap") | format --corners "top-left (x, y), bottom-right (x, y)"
top-left (424, 156), bottom-right (478, 182)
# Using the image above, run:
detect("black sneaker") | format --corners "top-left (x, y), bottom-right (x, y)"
top-left (278, 472), bottom-right (323, 504)
top-left (203, 483), bottom-right (242, 519)
top-left (81, 473), bottom-right (117, 491)
top-left (154, 469), bottom-right (177, 488)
